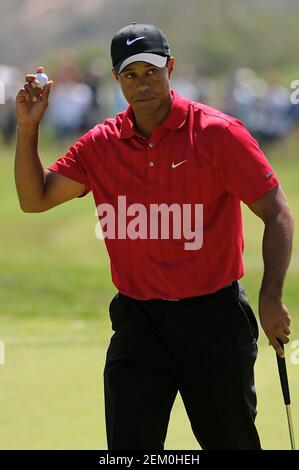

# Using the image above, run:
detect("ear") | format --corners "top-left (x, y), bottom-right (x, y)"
top-left (112, 68), bottom-right (119, 81)
top-left (167, 57), bottom-right (175, 78)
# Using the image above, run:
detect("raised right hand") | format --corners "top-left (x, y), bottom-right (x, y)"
top-left (16, 66), bottom-right (53, 126)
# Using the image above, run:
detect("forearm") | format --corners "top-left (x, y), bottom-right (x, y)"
top-left (260, 210), bottom-right (294, 300)
top-left (14, 124), bottom-right (46, 211)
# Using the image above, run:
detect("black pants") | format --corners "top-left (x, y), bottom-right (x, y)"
top-left (103, 281), bottom-right (261, 450)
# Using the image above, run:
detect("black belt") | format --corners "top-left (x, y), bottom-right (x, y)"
top-left (160, 282), bottom-right (234, 301)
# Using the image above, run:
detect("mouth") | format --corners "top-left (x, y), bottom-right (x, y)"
top-left (134, 96), bottom-right (155, 102)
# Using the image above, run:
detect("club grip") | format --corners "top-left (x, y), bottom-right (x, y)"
top-left (276, 340), bottom-right (291, 405)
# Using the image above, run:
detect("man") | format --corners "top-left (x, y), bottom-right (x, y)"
top-left (15, 23), bottom-right (294, 450)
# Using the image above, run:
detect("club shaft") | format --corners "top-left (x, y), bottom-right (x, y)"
top-left (286, 405), bottom-right (296, 450)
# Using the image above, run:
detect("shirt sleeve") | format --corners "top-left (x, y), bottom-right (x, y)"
top-left (218, 122), bottom-right (280, 204)
top-left (47, 132), bottom-right (92, 198)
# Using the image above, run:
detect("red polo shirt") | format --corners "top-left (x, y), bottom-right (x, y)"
top-left (48, 88), bottom-right (279, 300)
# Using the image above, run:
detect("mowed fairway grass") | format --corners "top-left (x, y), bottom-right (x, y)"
top-left (0, 135), bottom-right (298, 450)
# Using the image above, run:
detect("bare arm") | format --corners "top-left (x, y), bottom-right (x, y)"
top-left (15, 123), bottom-right (46, 211)
top-left (15, 66), bottom-right (87, 212)
top-left (247, 185), bottom-right (294, 357)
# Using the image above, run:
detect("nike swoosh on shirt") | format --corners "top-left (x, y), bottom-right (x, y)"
top-left (126, 37), bottom-right (145, 45)
top-left (171, 159), bottom-right (189, 169)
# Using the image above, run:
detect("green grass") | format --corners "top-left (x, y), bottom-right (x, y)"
top-left (0, 137), bottom-right (298, 449)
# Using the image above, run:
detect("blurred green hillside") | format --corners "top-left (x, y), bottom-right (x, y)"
top-left (1, 0), bottom-right (299, 80)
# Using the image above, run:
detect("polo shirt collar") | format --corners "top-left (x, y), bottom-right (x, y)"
top-left (120, 88), bottom-right (190, 139)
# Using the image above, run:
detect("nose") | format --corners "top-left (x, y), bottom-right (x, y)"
top-left (135, 76), bottom-right (150, 92)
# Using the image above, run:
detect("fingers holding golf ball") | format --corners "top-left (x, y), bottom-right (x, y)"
top-left (24, 66), bottom-right (53, 102)
top-left (16, 66), bottom-right (53, 125)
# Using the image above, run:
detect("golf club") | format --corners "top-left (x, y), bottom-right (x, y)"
top-left (276, 339), bottom-right (296, 450)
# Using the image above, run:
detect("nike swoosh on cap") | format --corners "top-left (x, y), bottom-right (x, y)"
top-left (126, 37), bottom-right (145, 45)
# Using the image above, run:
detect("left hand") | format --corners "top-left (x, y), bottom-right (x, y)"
top-left (259, 292), bottom-right (291, 358)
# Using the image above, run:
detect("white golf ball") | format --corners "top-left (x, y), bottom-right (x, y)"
top-left (35, 72), bottom-right (48, 88)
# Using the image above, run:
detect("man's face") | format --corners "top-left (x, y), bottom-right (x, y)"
top-left (112, 57), bottom-right (174, 113)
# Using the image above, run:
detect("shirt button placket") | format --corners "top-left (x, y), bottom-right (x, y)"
top-left (147, 142), bottom-right (157, 182)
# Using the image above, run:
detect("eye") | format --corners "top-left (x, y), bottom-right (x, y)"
top-left (124, 72), bottom-right (135, 79)
top-left (147, 68), bottom-right (158, 75)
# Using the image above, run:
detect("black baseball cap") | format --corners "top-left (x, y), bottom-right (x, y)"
top-left (111, 22), bottom-right (171, 74)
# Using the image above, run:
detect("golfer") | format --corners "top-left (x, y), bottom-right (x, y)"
top-left (15, 23), bottom-right (294, 450)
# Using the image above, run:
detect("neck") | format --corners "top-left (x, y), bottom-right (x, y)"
top-left (132, 93), bottom-right (172, 137)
